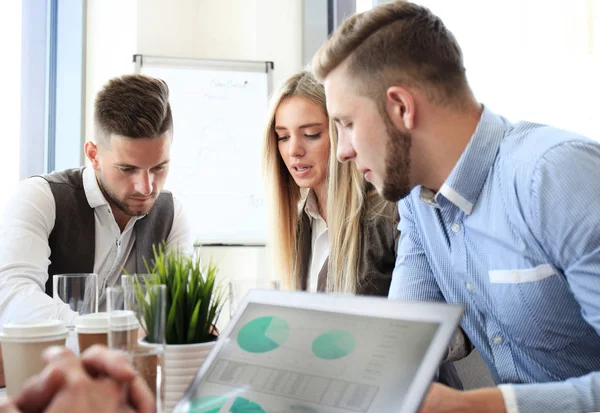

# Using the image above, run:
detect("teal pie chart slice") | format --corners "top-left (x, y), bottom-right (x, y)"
top-left (230, 397), bottom-right (266, 413)
top-left (187, 396), bottom-right (266, 413)
top-left (237, 316), bottom-right (290, 353)
top-left (312, 330), bottom-right (356, 360)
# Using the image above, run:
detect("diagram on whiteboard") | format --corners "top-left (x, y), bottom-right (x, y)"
top-left (195, 119), bottom-right (239, 164)
top-left (140, 62), bottom-right (270, 244)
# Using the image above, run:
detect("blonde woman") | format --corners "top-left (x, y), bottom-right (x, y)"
top-left (262, 71), bottom-right (398, 296)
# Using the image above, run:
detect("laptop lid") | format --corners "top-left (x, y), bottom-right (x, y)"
top-left (174, 290), bottom-right (463, 413)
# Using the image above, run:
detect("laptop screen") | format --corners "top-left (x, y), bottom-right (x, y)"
top-left (177, 302), bottom-right (441, 413)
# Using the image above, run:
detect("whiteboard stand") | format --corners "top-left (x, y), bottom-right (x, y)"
top-left (133, 55), bottom-right (274, 92)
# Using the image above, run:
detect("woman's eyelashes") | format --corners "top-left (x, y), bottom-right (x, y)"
top-left (276, 132), bottom-right (322, 142)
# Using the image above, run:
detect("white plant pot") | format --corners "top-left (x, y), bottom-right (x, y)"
top-left (163, 341), bottom-right (215, 412)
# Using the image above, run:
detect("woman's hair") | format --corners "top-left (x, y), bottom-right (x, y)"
top-left (326, 124), bottom-right (365, 294)
top-left (262, 70), bottom-right (372, 294)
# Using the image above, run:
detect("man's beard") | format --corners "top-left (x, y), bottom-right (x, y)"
top-left (381, 112), bottom-right (412, 202)
top-left (97, 175), bottom-right (155, 217)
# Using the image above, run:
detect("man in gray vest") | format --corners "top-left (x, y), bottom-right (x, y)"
top-left (0, 74), bottom-right (191, 327)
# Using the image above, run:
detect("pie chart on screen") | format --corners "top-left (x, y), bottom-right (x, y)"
top-left (312, 329), bottom-right (356, 360)
top-left (237, 316), bottom-right (290, 353)
top-left (230, 397), bottom-right (266, 413)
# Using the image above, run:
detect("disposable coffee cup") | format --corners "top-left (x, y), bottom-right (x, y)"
top-left (108, 310), bottom-right (141, 351)
top-left (75, 313), bottom-right (109, 353)
top-left (0, 320), bottom-right (68, 396)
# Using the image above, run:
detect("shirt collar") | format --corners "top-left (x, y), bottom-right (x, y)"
top-left (304, 190), bottom-right (324, 221)
top-left (419, 105), bottom-right (507, 215)
top-left (83, 166), bottom-right (110, 209)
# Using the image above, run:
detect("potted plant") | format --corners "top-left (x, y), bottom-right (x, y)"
top-left (132, 243), bottom-right (225, 411)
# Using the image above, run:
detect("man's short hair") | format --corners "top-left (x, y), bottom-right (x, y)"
top-left (312, 1), bottom-right (470, 106)
top-left (94, 74), bottom-right (173, 143)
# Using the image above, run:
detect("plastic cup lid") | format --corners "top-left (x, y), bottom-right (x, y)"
top-left (0, 319), bottom-right (67, 341)
top-left (74, 313), bottom-right (109, 333)
top-left (108, 310), bottom-right (141, 332)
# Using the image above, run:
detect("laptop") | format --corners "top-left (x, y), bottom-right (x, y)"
top-left (173, 290), bottom-right (463, 413)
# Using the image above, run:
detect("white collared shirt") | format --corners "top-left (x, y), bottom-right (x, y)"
top-left (304, 191), bottom-right (328, 293)
top-left (0, 167), bottom-right (191, 325)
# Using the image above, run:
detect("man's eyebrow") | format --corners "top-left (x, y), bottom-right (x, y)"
top-left (115, 160), bottom-right (170, 169)
top-left (154, 160), bottom-right (170, 168)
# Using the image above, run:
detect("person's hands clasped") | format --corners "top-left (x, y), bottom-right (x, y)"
top-left (0, 345), bottom-right (155, 413)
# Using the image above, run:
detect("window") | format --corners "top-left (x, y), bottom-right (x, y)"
top-left (356, 0), bottom-right (374, 13)
top-left (0, 2), bottom-right (22, 211)
top-left (357, 0), bottom-right (600, 141)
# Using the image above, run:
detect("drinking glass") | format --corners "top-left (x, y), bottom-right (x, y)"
top-left (53, 273), bottom-right (98, 352)
top-left (120, 274), bottom-right (155, 314)
top-left (53, 273), bottom-right (99, 317)
top-left (107, 285), bottom-right (166, 412)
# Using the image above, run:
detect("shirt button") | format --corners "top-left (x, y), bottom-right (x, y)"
top-left (451, 223), bottom-right (461, 233)
top-left (493, 335), bottom-right (503, 345)
top-left (116, 240), bottom-right (122, 247)
top-left (466, 282), bottom-right (473, 291)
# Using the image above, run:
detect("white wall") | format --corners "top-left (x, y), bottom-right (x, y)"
top-left (137, 0), bottom-right (303, 92)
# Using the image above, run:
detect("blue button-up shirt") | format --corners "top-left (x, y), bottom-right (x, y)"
top-left (389, 106), bottom-right (600, 413)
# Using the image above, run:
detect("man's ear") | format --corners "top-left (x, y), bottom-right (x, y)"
top-left (385, 86), bottom-right (415, 130)
top-left (84, 141), bottom-right (101, 171)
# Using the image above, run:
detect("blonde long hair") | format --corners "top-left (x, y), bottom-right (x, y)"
top-left (262, 71), bottom-right (366, 294)
top-left (326, 126), bottom-right (365, 294)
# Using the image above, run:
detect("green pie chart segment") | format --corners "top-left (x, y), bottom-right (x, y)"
top-left (237, 316), bottom-right (290, 353)
top-left (188, 395), bottom-right (228, 413)
top-left (230, 397), bottom-right (266, 413)
top-left (312, 330), bottom-right (356, 360)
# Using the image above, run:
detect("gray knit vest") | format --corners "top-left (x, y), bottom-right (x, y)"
top-left (39, 167), bottom-right (174, 296)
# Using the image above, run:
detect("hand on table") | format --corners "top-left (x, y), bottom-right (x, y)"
top-left (419, 383), bottom-right (507, 413)
top-left (0, 345), bottom-right (155, 413)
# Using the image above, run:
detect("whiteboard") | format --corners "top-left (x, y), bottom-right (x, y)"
top-left (135, 55), bottom-right (271, 245)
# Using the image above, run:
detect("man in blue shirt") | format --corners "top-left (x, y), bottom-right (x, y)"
top-left (312, 1), bottom-right (600, 413)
